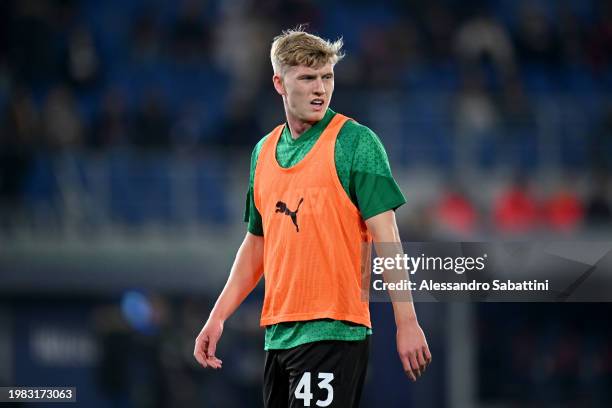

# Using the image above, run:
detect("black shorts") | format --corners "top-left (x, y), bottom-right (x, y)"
top-left (263, 338), bottom-right (370, 408)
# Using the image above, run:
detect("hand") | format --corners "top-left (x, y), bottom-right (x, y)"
top-left (194, 317), bottom-right (224, 369)
top-left (396, 320), bottom-right (432, 382)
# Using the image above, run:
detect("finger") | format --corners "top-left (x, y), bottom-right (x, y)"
top-left (207, 335), bottom-right (218, 359)
top-left (399, 353), bottom-right (411, 373)
top-left (201, 336), bottom-right (210, 358)
top-left (409, 354), bottom-right (421, 379)
top-left (194, 336), bottom-right (209, 367)
top-left (423, 346), bottom-right (432, 364)
top-left (207, 355), bottom-right (222, 365)
top-left (195, 350), bottom-right (208, 368)
top-left (400, 354), bottom-right (416, 381)
top-left (206, 356), bottom-right (221, 369)
top-left (405, 366), bottom-right (417, 382)
top-left (206, 358), bottom-right (221, 370)
top-left (417, 348), bottom-right (427, 372)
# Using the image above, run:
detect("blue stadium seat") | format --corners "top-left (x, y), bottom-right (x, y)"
top-left (23, 153), bottom-right (61, 224)
top-left (108, 152), bottom-right (173, 225)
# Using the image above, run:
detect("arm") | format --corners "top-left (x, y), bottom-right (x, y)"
top-left (365, 210), bottom-right (432, 381)
top-left (193, 231), bottom-right (264, 369)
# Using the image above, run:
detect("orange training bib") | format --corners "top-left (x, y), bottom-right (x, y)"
top-left (254, 113), bottom-right (372, 327)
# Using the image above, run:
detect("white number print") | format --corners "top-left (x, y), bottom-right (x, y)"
top-left (316, 372), bottom-right (334, 407)
top-left (295, 372), bottom-right (314, 406)
top-left (294, 371), bottom-right (335, 407)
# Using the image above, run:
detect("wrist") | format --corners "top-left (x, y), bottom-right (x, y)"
top-left (395, 314), bottom-right (418, 328)
top-left (208, 311), bottom-right (227, 324)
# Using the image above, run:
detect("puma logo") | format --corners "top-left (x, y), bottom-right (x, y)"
top-left (275, 198), bottom-right (304, 232)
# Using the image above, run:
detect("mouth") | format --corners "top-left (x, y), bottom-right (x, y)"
top-left (310, 99), bottom-right (325, 109)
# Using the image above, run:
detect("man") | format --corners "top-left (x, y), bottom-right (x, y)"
top-left (194, 28), bottom-right (431, 407)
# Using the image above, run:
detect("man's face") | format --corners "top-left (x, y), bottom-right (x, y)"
top-left (274, 62), bottom-right (335, 123)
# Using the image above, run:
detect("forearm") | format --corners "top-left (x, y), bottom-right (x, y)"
top-left (372, 241), bottom-right (419, 327)
top-left (366, 211), bottom-right (419, 327)
top-left (209, 232), bottom-right (264, 322)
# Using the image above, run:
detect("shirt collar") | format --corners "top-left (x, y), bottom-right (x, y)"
top-left (282, 108), bottom-right (336, 145)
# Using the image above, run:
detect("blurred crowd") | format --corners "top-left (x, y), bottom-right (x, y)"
top-left (478, 303), bottom-right (612, 406)
top-left (1, 0), bottom-right (611, 233)
top-left (400, 172), bottom-right (611, 240)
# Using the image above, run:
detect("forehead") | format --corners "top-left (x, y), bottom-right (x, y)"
top-left (287, 62), bottom-right (334, 76)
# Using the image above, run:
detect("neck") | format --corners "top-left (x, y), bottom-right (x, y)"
top-left (284, 105), bottom-right (319, 140)
top-left (286, 117), bottom-right (314, 140)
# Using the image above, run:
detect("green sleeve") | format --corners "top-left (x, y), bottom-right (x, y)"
top-left (343, 122), bottom-right (406, 219)
top-left (243, 136), bottom-right (267, 236)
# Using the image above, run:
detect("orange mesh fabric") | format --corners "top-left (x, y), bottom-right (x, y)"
top-left (254, 114), bottom-right (372, 328)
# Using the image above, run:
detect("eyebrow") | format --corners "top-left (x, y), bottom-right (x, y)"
top-left (298, 72), bottom-right (334, 79)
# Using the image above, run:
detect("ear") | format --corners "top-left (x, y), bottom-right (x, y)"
top-left (272, 74), bottom-right (285, 96)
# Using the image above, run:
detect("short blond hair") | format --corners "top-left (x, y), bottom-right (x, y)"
top-left (270, 27), bottom-right (345, 75)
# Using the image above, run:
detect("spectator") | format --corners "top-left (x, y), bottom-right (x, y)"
top-left (435, 183), bottom-right (478, 236)
top-left (361, 21), bottom-right (421, 88)
top-left (499, 75), bottom-right (537, 168)
top-left (213, 0), bottom-right (272, 101)
top-left (7, 0), bottom-right (60, 84)
top-left (454, 69), bottom-right (499, 167)
top-left (455, 8), bottom-right (515, 75)
top-left (493, 176), bottom-right (539, 234)
top-left (589, 104), bottom-right (612, 172)
top-left (131, 11), bottom-right (163, 63)
top-left (42, 85), bottom-right (83, 149)
top-left (558, 6), bottom-right (587, 65)
top-left (94, 305), bottom-right (132, 408)
top-left (170, 101), bottom-right (207, 149)
top-left (542, 182), bottom-right (584, 233)
top-left (171, 0), bottom-right (211, 62)
top-left (455, 70), bottom-right (498, 133)
top-left (266, 0), bottom-right (322, 29)
top-left (586, 1), bottom-right (612, 72)
top-left (585, 175), bottom-right (611, 227)
top-left (131, 91), bottom-right (171, 150)
top-left (422, 2), bottom-right (457, 62)
top-left (514, 3), bottom-right (562, 66)
top-left (65, 25), bottom-right (101, 89)
top-left (217, 96), bottom-right (263, 147)
top-left (0, 88), bottom-right (37, 227)
top-left (90, 88), bottom-right (130, 150)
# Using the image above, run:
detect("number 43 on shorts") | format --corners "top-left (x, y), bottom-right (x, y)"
top-left (294, 372), bottom-right (334, 407)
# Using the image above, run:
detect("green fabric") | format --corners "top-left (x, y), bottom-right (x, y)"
top-left (244, 108), bottom-right (406, 350)
top-left (265, 319), bottom-right (373, 351)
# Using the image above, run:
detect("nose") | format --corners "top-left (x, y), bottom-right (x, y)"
top-left (313, 78), bottom-right (325, 96)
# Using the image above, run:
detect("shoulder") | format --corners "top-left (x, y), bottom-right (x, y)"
top-left (252, 133), bottom-right (269, 157)
top-left (248, 132), bottom-right (273, 183)
top-left (252, 121), bottom-right (286, 156)
top-left (339, 119), bottom-right (376, 139)
top-left (250, 129), bottom-right (277, 165)
top-left (338, 118), bottom-right (393, 175)
top-left (338, 119), bottom-right (387, 155)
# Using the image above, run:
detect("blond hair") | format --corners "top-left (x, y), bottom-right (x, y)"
top-left (270, 27), bottom-right (344, 75)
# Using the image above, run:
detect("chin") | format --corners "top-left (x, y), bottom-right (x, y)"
top-left (306, 111), bottom-right (325, 122)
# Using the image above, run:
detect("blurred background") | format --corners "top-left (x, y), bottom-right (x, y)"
top-left (1, 0), bottom-right (611, 406)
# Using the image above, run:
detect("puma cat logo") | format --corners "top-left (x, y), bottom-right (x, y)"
top-left (275, 198), bottom-right (304, 232)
